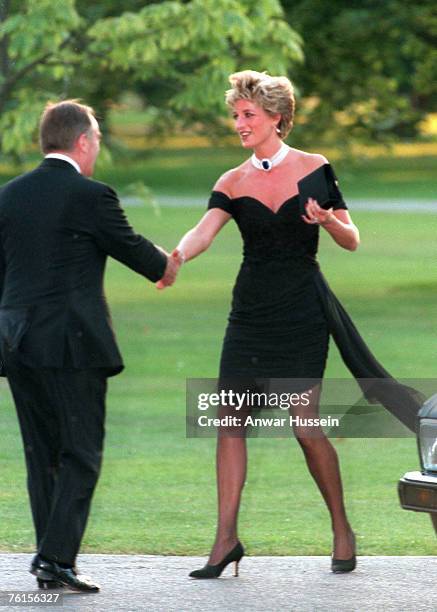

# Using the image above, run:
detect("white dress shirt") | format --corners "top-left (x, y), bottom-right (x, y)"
top-left (45, 153), bottom-right (81, 174)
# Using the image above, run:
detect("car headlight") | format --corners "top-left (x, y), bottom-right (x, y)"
top-left (418, 394), bottom-right (437, 474)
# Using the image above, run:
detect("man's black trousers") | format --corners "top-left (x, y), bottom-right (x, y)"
top-left (6, 362), bottom-right (107, 566)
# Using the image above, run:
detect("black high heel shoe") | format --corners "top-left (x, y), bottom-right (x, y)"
top-left (331, 555), bottom-right (356, 573)
top-left (189, 542), bottom-right (244, 579)
top-left (331, 532), bottom-right (356, 573)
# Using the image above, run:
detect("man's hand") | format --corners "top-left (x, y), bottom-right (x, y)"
top-left (156, 249), bottom-right (184, 290)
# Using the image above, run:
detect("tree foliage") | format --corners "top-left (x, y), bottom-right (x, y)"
top-left (0, 0), bottom-right (302, 155)
top-left (283, 0), bottom-right (437, 146)
top-left (2, 0), bottom-right (434, 155)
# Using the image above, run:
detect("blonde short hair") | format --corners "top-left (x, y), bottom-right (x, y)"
top-left (225, 70), bottom-right (295, 139)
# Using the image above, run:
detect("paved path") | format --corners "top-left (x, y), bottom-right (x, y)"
top-left (1, 554), bottom-right (436, 611)
top-left (122, 195), bottom-right (437, 213)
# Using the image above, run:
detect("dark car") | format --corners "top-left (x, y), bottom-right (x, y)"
top-left (398, 394), bottom-right (437, 534)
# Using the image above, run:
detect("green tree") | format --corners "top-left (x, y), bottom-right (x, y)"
top-left (283, 0), bottom-right (437, 146)
top-left (0, 0), bottom-right (302, 156)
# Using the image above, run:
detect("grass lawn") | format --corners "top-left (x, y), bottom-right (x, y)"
top-left (0, 204), bottom-right (436, 556)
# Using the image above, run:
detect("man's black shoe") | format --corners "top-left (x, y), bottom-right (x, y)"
top-left (30, 555), bottom-right (100, 592)
top-left (31, 558), bottom-right (63, 589)
top-left (37, 578), bottom-right (63, 589)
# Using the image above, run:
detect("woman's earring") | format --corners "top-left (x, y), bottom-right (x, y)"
top-left (276, 127), bottom-right (281, 134)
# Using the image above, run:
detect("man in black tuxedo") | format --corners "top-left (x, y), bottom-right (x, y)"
top-left (0, 100), bottom-right (181, 592)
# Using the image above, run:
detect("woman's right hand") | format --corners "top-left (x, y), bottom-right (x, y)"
top-left (156, 249), bottom-right (184, 290)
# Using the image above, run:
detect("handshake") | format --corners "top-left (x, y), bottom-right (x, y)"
top-left (156, 248), bottom-right (185, 290)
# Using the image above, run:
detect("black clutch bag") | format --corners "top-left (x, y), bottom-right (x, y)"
top-left (298, 163), bottom-right (343, 215)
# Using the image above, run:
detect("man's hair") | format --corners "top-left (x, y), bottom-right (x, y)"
top-left (39, 100), bottom-right (96, 153)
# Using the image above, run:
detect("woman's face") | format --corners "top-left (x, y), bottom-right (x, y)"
top-left (232, 99), bottom-right (280, 149)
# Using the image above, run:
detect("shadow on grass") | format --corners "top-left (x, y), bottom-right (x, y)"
top-left (387, 281), bottom-right (437, 297)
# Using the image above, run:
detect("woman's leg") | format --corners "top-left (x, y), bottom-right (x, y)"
top-left (208, 430), bottom-right (247, 564)
top-left (290, 385), bottom-right (355, 559)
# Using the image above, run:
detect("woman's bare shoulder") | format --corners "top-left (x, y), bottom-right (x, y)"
top-left (288, 147), bottom-right (329, 170)
top-left (212, 160), bottom-right (251, 197)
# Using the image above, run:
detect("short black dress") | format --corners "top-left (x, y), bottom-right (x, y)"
top-left (208, 184), bottom-right (422, 431)
top-left (208, 190), bottom-right (346, 381)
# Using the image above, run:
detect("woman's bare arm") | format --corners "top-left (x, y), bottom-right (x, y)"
top-left (177, 208), bottom-right (231, 261)
top-left (156, 208), bottom-right (231, 289)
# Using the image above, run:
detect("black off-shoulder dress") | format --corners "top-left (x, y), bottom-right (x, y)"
top-left (208, 179), bottom-right (423, 432)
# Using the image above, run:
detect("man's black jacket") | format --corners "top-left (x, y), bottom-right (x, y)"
top-left (0, 158), bottom-right (167, 376)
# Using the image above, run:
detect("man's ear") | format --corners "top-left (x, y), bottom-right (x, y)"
top-left (76, 132), bottom-right (89, 153)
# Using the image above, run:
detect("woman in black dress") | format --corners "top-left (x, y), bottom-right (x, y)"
top-left (159, 70), bottom-right (420, 577)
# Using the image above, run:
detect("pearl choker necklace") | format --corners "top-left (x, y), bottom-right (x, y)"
top-left (251, 142), bottom-right (290, 171)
